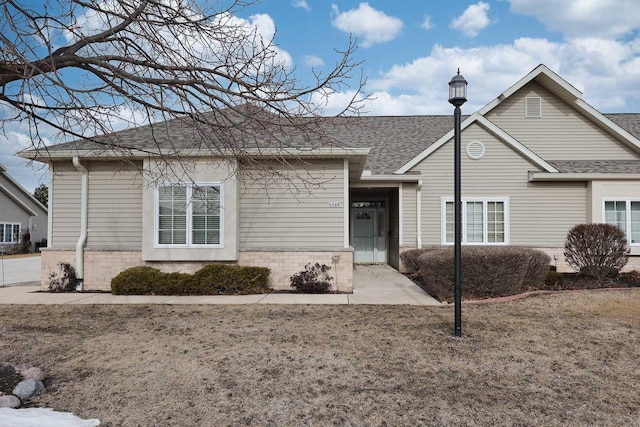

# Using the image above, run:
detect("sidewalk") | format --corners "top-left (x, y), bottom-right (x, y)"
top-left (0, 265), bottom-right (442, 306)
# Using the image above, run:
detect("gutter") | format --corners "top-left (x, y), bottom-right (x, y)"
top-left (72, 157), bottom-right (88, 291)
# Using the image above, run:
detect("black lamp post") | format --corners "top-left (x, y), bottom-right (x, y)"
top-left (448, 69), bottom-right (467, 338)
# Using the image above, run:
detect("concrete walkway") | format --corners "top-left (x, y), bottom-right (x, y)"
top-left (0, 260), bottom-right (441, 306)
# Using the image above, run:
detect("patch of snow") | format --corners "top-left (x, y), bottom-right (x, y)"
top-left (0, 407), bottom-right (100, 426)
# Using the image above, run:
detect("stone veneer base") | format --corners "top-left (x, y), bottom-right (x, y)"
top-left (41, 249), bottom-right (354, 292)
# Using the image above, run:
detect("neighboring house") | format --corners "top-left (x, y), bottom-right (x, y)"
top-left (0, 163), bottom-right (48, 253)
top-left (20, 64), bottom-right (640, 291)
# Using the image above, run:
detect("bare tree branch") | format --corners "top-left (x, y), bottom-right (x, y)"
top-left (1, 0), bottom-right (368, 188)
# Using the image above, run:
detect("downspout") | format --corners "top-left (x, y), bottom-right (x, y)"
top-left (72, 157), bottom-right (88, 291)
top-left (416, 180), bottom-right (423, 248)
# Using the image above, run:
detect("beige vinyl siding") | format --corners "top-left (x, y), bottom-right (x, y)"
top-left (51, 162), bottom-right (81, 247)
top-left (0, 187), bottom-right (29, 221)
top-left (486, 81), bottom-right (637, 159)
top-left (412, 123), bottom-right (587, 247)
top-left (0, 174), bottom-right (48, 246)
top-left (86, 161), bottom-right (143, 249)
top-left (240, 160), bottom-right (345, 249)
top-left (402, 183), bottom-right (417, 246)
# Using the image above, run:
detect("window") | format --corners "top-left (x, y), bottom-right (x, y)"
top-left (0, 223), bottom-right (21, 244)
top-left (156, 184), bottom-right (222, 247)
top-left (604, 200), bottom-right (640, 244)
top-left (443, 199), bottom-right (508, 244)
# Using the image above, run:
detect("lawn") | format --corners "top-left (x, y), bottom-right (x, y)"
top-left (1, 289), bottom-right (638, 426)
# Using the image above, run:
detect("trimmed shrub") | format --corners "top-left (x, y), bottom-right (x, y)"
top-left (544, 270), bottom-right (565, 289)
top-left (111, 266), bottom-right (166, 295)
top-left (154, 272), bottom-right (196, 295)
top-left (111, 264), bottom-right (270, 295)
top-left (564, 223), bottom-right (629, 282)
top-left (192, 264), bottom-right (270, 295)
top-left (290, 263), bottom-right (333, 293)
top-left (400, 248), bottom-right (438, 273)
top-left (624, 270), bottom-right (640, 286)
top-left (417, 247), bottom-right (550, 301)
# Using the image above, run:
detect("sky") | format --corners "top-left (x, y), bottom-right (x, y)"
top-left (2, 0), bottom-right (640, 192)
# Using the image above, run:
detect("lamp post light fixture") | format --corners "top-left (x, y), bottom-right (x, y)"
top-left (448, 69), bottom-right (468, 338)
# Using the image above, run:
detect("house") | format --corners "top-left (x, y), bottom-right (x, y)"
top-left (20, 64), bottom-right (640, 291)
top-left (0, 163), bottom-right (48, 253)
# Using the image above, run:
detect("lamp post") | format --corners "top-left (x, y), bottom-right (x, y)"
top-left (448, 69), bottom-right (467, 338)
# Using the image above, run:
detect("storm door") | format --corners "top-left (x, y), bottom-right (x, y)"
top-left (351, 201), bottom-right (386, 262)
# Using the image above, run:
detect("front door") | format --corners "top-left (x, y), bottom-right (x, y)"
top-left (351, 202), bottom-right (386, 262)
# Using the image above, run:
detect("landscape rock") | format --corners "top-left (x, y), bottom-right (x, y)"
top-left (13, 363), bottom-right (32, 373)
top-left (13, 379), bottom-right (43, 401)
top-left (22, 367), bottom-right (45, 381)
top-left (0, 394), bottom-right (20, 408)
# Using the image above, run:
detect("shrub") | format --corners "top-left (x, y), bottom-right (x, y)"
top-left (564, 224), bottom-right (629, 282)
top-left (20, 231), bottom-right (31, 254)
top-left (111, 266), bottom-right (165, 295)
top-left (417, 247), bottom-right (550, 301)
top-left (290, 263), bottom-right (333, 293)
top-left (111, 264), bottom-right (270, 295)
top-left (622, 270), bottom-right (640, 287)
top-left (48, 262), bottom-right (78, 292)
top-left (192, 264), bottom-right (270, 295)
top-left (544, 270), bottom-right (565, 289)
top-left (400, 248), bottom-right (438, 273)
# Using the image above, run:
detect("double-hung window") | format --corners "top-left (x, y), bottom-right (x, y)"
top-left (0, 223), bottom-right (21, 244)
top-left (443, 198), bottom-right (508, 244)
top-left (156, 184), bottom-right (222, 247)
top-left (604, 200), bottom-right (640, 244)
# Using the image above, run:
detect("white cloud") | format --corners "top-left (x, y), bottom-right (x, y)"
top-left (508, 0), bottom-right (640, 39)
top-left (421, 16), bottom-right (434, 30)
top-left (450, 2), bottom-right (491, 37)
top-left (304, 55), bottom-right (325, 68)
top-left (292, 0), bottom-right (311, 12)
top-left (331, 3), bottom-right (403, 48)
top-left (360, 35), bottom-right (640, 115)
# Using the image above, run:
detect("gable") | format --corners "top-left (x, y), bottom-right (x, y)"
top-left (396, 113), bottom-right (556, 174)
top-left (485, 83), bottom-right (640, 161)
top-left (0, 174), bottom-right (40, 216)
top-left (405, 121), bottom-right (548, 176)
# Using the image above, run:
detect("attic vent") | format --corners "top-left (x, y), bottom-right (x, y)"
top-left (466, 141), bottom-right (485, 160)
top-left (525, 96), bottom-right (542, 118)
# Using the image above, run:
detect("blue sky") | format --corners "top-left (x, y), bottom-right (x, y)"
top-left (3, 0), bottom-right (640, 191)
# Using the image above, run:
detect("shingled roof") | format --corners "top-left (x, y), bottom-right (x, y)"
top-left (549, 160), bottom-right (640, 174)
top-left (29, 112), bottom-right (640, 176)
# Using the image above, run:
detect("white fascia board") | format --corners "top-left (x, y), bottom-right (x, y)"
top-left (478, 64), bottom-right (582, 116)
top-left (529, 172), bottom-right (640, 182)
top-left (21, 147), bottom-right (372, 161)
top-left (394, 113), bottom-right (557, 174)
top-left (0, 170), bottom-right (47, 213)
top-left (394, 114), bottom-right (478, 174)
top-left (475, 115), bottom-right (558, 172)
top-left (0, 182), bottom-right (39, 216)
top-left (359, 174), bottom-right (422, 183)
top-left (574, 99), bottom-right (640, 152)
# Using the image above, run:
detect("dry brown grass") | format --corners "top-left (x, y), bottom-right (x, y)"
top-left (1, 289), bottom-right (639, 426)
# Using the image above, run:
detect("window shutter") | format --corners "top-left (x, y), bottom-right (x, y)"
top-left (525, 97), bottom-right (542, 118)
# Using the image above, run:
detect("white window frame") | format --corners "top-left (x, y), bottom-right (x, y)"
top-left (154, 183), bottom-right (224, 248)
top-left (441, 197), bottom-right (510, 245)
top-left (0, 223), bottom-right (21, 244)
top-left (603, 199), bottom-right (640, 245)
